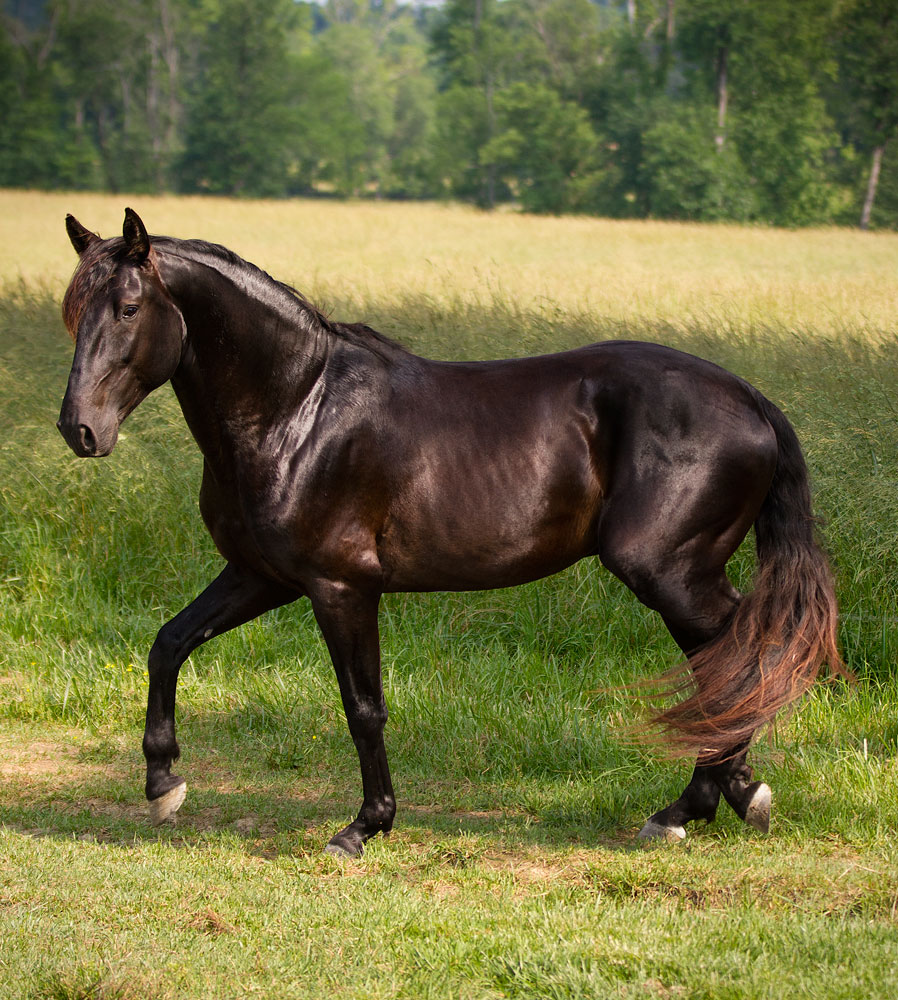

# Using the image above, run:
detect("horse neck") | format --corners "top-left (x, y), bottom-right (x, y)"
top-left (155, 248), bottom-right (333, 458)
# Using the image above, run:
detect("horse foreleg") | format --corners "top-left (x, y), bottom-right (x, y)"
top-left (143, 563), bottom-right (294, 824)
top-left (310, 580), bottom-right (395, 858)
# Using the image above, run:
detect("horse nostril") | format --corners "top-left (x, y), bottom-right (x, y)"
top-left (78, 424), bottom-right (97, 455)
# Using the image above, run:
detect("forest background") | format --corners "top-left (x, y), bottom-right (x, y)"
top-left (3, 0), bottom-right (898, 228)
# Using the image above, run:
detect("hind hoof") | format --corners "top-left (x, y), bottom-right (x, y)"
top-left (637, 819), bottom-right (686, 844)
top-left (149, 781), bottom-right (187, 826)
top-left (744, 782), bottom-right (771, 833)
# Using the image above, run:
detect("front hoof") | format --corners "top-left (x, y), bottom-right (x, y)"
top-left (324, 839), bottom-right (361, 859)
top-left (324, 823), bottom-right (367, 858)
top-left (743, 782), bottom-right (771, 833)
top-left (637, 819), bottom-right (686, 844)
top-left (149, 780), bottom-right (187, 826)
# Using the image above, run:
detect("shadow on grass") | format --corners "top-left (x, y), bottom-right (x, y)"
top-left (0, 713), bottom-right (703, 860)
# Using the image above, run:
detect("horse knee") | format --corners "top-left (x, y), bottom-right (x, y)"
top-left (148, 623), bottom-right (181, 672)
top-left (149, 614), bottom-right (205, 675)
top-left (347, 699), bottom-right (388, 742)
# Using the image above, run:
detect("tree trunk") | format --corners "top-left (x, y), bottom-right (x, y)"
top-left (473, 0), bottom-right (496, 208)
top-left (715, 45), bottom-right (728, 153)
top-left (160, 0), bottom-right (181, 188)
top-left (628, 0), bottom-right (636, 29)
top-left (485, 75), bottom-right (496, 208)
top-left (860, 143), bottom-right (885, 230)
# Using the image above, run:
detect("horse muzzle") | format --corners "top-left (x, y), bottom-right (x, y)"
top-left (56, 399), bottom-right (119, 458)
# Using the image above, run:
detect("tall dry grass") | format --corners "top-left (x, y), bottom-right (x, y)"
top-left (3, 189), bottom-right (898, 340)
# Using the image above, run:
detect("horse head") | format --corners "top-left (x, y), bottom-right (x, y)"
top-left (57, 208), bottom-right (185, 457)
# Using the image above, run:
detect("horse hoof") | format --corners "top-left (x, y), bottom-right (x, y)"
top-left (637, 819), bottom-right (686, 843)
top-left (149, 781), bottom-right (187, 826)
top-left (324, 840), bottom-right (362, 859)
top-left (744, 782), bottom-right (771, 833)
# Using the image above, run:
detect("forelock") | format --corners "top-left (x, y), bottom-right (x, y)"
top-left (61, 239), bottom-right (127, 339)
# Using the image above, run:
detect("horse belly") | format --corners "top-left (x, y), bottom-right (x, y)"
top-left (381, 456), bottom-right (603, 592)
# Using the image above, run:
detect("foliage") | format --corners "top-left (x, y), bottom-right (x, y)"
top-left (178, 0), bottom-right (299, 196)
top-left (1, 0), bottom-right (897, 221)
top-left (481, 83), bottom-right (600, 213)
top-left (832, 0), bottom-right (898, 227)
top-left (640, 102), bottom-right (757, 222)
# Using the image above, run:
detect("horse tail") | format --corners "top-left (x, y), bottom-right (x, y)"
top-left (654, 394), bottom-right (849, 759)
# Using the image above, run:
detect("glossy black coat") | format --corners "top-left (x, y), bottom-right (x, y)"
top-left (57, 210), bottom-right (841, 853)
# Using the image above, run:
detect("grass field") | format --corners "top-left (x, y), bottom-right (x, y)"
top-left (1, 190), bottom-right (898, 999)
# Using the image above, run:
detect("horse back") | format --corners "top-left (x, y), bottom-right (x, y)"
top-left (375, 340), bottom-right (773, 592)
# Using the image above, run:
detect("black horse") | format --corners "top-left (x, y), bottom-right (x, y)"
top-left (57, 209), bottom-right (844, 856)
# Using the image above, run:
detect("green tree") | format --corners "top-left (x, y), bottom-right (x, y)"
top-left (287, 49), bottom-right (368, 196)
top-left (0, 2), bottom-right (106, 189)
top-left (481, 81), bottom-right (600, 213)
top-left (640, 101), bottom-right (757, 221)
top-left (179, 0), bottom-right (298, 196)
top-left (312, 0), bottom-right (439, 198)
top-left (432, 0), bottom-right (532, 206)
top-left (53, 0), bottom-right (183, 192)
top-left (666, 0), bottom-right (840, 225)
top-left (514, 0), bottom-right (613, 104)
top-left (834, 0), bottom-right (898, 228)
top-left (578, 17), bottom-right (657, 217)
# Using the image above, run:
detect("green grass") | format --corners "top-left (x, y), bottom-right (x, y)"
top-left (2, 223), bottom-right (898, 998)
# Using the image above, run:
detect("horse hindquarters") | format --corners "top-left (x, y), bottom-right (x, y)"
top-left (596, 382), bottom-right (783, 837)
top-left (652, 393), bottom-right (845, 760)
top-left (599, 383), bottom-right (844, 840)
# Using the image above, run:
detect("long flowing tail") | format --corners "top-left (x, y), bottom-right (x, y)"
top-left (654, 395), bottom-right (849, 760)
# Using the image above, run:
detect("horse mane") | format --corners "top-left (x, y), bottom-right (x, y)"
top-left (62, 234), bottom-right (405, 360)
top-left (156, 237), bottom-right (406, 359)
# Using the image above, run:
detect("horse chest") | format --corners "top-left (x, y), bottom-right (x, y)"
top-left (199, 453), bottom-right (384, 588)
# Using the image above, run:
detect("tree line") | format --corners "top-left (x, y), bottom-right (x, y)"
top-left (2, 0), bottom-right (897, 227)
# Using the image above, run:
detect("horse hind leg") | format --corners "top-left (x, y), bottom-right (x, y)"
top-left (638, 744), bottom-right (772, 843)
top-left (599, 516), bottom-right (772, 842)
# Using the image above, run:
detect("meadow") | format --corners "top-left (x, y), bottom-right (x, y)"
top-left (1, 190), bottom-right (897, 999)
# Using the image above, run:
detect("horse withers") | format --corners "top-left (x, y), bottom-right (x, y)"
top-left (57, 209), bottom-right (845, 856)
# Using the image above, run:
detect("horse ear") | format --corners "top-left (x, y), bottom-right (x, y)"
top-left (66, 214), bottom-right (100, 256)
top-left (122, 207), bottom-right (150, 264)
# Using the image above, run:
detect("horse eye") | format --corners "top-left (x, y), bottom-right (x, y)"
top-left (122, 305), bottom-right (139, 320)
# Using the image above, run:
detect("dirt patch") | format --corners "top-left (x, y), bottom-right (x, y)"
top-left (0, 739), bottom-right (81, 779)
top-left (186, 905), bottom-right (238, 936)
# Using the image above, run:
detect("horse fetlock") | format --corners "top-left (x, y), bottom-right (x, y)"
top-left (142, 732), bottom-right (180, 763)
top-left (718, 773), bottom-right (772, 830)
top-left (359, 797), bottom-right (395, 834)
